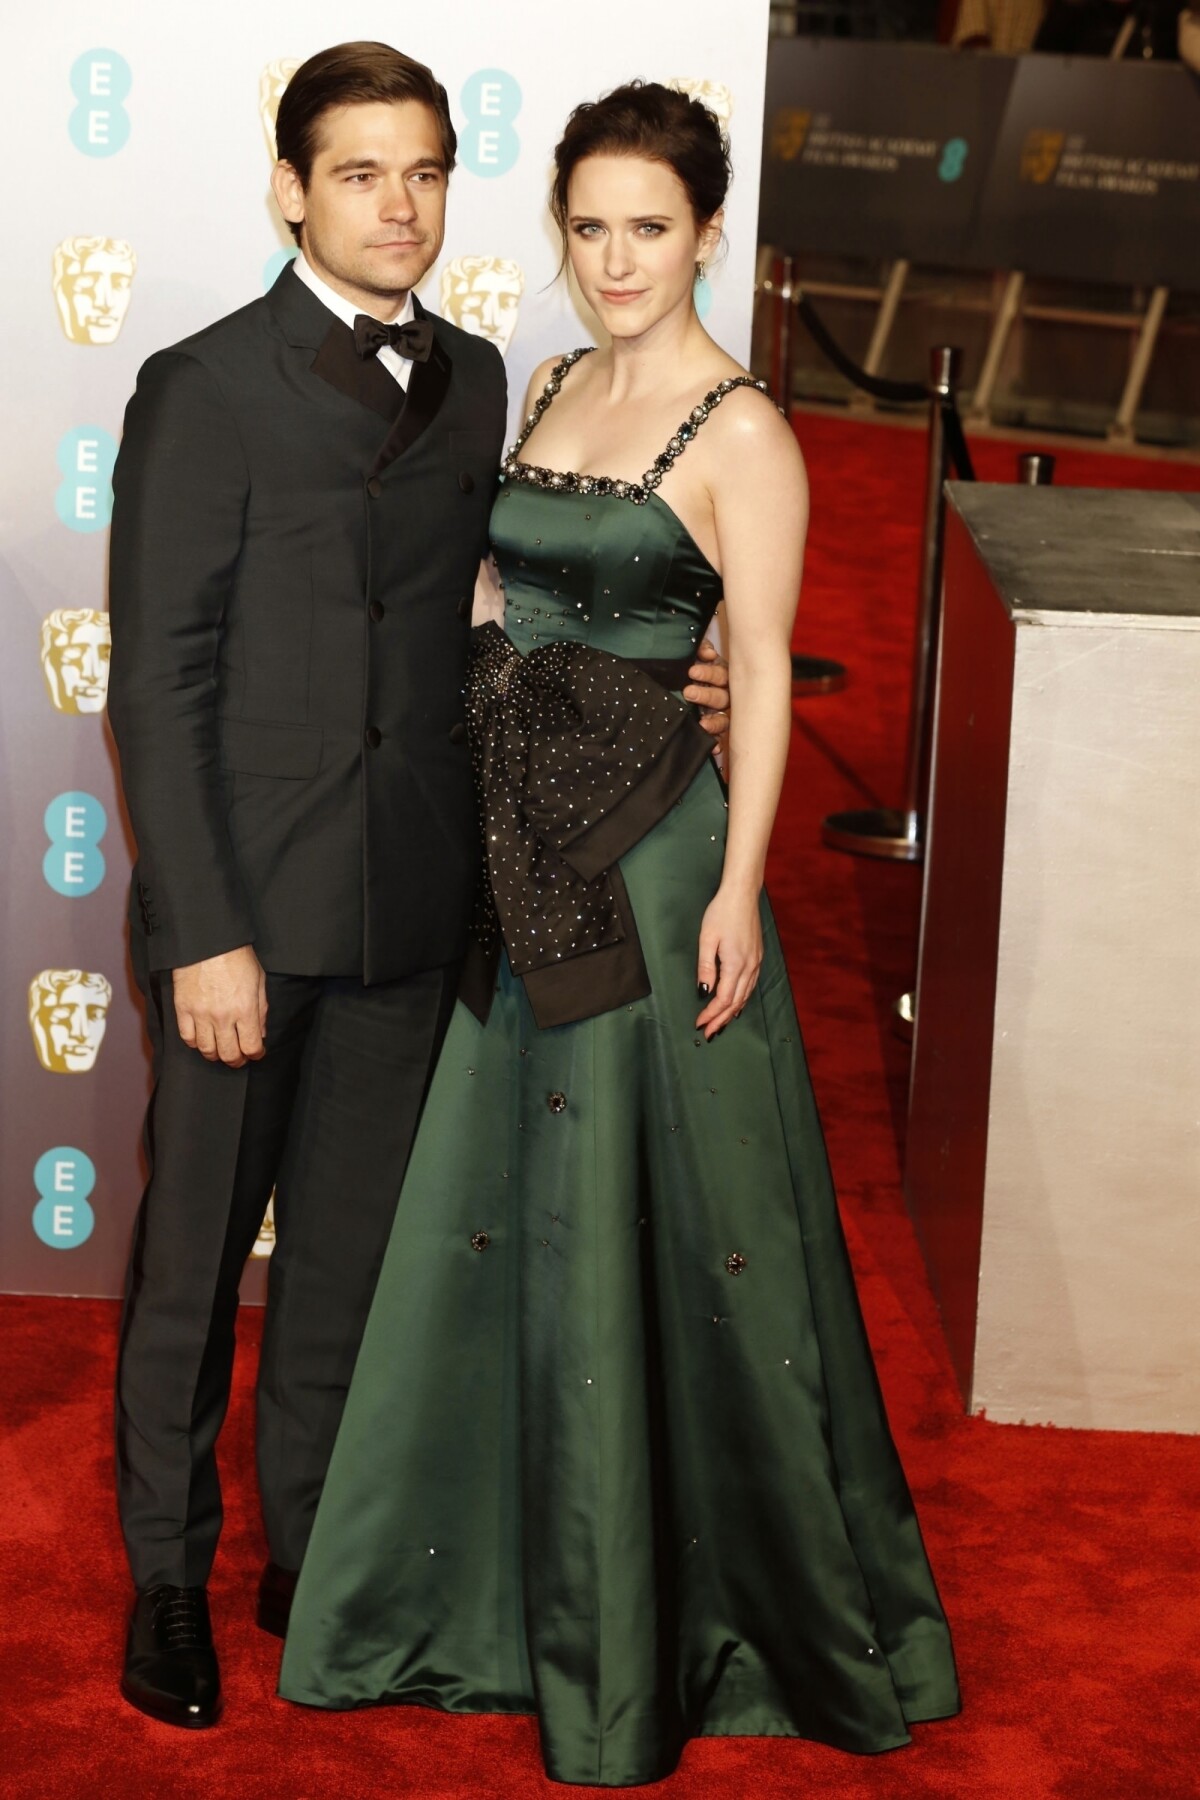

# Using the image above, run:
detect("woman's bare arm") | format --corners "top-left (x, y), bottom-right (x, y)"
top-left (695, 395), bottom-right (809, 1038)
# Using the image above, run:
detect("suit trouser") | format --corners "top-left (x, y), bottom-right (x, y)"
top-left (115, 931), bottom-right (459, 1590)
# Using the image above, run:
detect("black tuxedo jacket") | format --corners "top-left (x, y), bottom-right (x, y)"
top-left (108, 264), bottom-right (507, 982)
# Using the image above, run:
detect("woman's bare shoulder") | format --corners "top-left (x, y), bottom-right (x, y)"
top-left (701, 376), bottom-right (805, 475)
top-left (520, 349), bottom-right (596, 418)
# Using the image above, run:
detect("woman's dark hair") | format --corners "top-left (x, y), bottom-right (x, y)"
top-left (550, 80), bottom-right (731, 253)
top-left (275, 41), bottom-right (457, 245)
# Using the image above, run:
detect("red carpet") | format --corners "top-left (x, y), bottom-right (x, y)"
top-left (3, 415), bottom-right (1199, 1798)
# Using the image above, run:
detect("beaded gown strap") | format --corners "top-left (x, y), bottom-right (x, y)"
top-left (501, 351), bottom-right (777, 509)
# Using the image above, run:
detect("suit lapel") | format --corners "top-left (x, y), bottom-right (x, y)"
top-left (310, 320), bottom-right (402, 423)
top-left (266, 263), bottom-right (448, 463)
top-left (369, 299), bottom-right (452, 478)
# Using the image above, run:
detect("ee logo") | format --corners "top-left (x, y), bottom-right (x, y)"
top-left (459, 70), bottom-right (521, 178)
top-left (33, 1148), bottom-right (96, 1249)
top-left (938, 139), bottom-right (969, 184)
top-left (55, 427), bottom-right (117, 534)
top-left (70, 49), bottom-right (132, 158)
top-left (44, 792), bottom-right (107, 898)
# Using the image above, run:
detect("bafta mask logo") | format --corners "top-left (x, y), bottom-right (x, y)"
top-left (29, 970), bottom-right (113, 1074)
top-left (668, 79), bottom-right (734, 127)
top-left (770, 109), bottom-right (812, 163)
top-left (441, 256), bottom-right (524, 356)
top-left (251, 1193), bottom-right (277, 1260)
top-left (260, 60), bottom-right (303, 160)
top-left (53, 237), bottom-right (136, 345)
top-left (41, 609), bottom-right (111, 714)
top-left (1020, 129), bottom-right (1066, 186)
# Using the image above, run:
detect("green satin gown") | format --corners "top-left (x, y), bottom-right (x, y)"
top-left (279, 353), bottom-right (960, 1786)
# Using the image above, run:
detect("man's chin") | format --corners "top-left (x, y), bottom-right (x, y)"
top-left (356, 247), bottom-right (437, 292)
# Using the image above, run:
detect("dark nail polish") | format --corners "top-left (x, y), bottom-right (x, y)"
top-left (697, 982), bottom-right (711, 1000)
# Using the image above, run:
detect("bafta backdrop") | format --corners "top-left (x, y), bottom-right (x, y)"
top-left (1, 0), bottom-right (770, 1298)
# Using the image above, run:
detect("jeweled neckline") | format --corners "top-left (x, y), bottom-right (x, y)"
top-left (499, 347), bottom-right (772, 509)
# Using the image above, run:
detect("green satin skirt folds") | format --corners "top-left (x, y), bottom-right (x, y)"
top-left (278, 754), bottom-right (960, 1786)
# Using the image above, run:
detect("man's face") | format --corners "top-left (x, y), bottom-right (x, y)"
top-left (273, 100), bottom-right (447, 313)
top-left (31, 978), bottom-right (111, 1072)
top-left (58, 247), bottom-right (134, 343)
top-left (442, 259), bottom-right (523, 354)
top-left (43, 613), bottom-right (111, 712)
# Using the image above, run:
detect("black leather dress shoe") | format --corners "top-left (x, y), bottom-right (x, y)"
top-left (120, 1585), bottom-right (221, 1728)
top-left (256, 1561), bottom-right (298, 1638)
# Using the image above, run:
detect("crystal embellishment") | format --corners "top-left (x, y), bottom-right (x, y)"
top-left (497, 347), bottom-right (774, 508)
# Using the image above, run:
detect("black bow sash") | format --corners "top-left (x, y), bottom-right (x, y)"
top-left (460, 623), bottom-right (713, 1029)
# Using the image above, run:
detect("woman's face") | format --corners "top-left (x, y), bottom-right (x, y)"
top-left (565, 153), bottom-right (721, 340)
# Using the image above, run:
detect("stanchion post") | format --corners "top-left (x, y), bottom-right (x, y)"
top-left (771, 254), bottom-right (796, 412)
top-left (1016, 452), bottom-right (1056, 486)
top-left (898, 347), bottom-right (960, 847)
top-left (822, 346), bottom-right (963, 862)
top-left (895, 430), bottom-right (1058, 1043)
top-left (781, 266), bottom-right (850, 698)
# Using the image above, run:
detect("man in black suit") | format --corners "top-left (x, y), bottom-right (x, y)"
top-left (107, 41), bottom-right (729, 1730)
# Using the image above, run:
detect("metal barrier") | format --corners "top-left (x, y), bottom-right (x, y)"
top-left (764, 255), bottom-right (851, 698)
top-left (820, 342), bottom-right (974, 862)
top-left (892, 445), bottom-right (1058, 1042)
top-left (764, 273), bottom-right (1062, 871)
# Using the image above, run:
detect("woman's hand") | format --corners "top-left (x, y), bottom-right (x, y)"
top-left (696, 884), bottom-right (763, 1039)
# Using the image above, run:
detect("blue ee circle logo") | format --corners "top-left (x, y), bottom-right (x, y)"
top-left (459, 70), bottom-right (521, 178)
top-left (69, 49), bottom-right (132, 157)
top-left (44, 791), bottom-right (107, 897)
top-left (33, 1147), bottom-right (97, 1249)
top-left (938, 139), bottom-right (969, 183)
top-left (55, 426), bottom-right (118, 534)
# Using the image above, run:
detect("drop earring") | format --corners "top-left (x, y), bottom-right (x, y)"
top-left (695, 260), bottom-right (707, 282)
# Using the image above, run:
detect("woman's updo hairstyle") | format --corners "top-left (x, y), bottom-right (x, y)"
top-left (550, 80), bottom-right (731, 254)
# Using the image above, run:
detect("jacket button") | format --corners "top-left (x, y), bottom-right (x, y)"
top-left (457, 596), bottom-right (470, 620)
top-left (366, 477), bottom-right (383, 498)
top-left (547, 1091), bottom-right (568, 1114)
top-left (365, 726), bottom-right (382, 748)
top-left (458, 471), bottom-right (475, 494)
top-left (449, 721), bottom-right (467, 745)
top-left (471, 1231), bottom-right (490, 1252)
top-left (369, 601), bottom-right (385, 622)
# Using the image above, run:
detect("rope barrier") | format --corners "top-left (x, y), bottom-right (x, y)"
top-left (790, 288), bottom-right (977, 481)
top-left (941, 401), bottom-right (976, 483)
top-left (791, 291), bottom-right (929, 406)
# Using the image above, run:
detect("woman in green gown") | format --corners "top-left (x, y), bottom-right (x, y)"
top-left (279, 82), bottom-right (960, 1785)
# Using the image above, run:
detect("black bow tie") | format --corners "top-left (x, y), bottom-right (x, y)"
top-left (353, 313), bottom-right (434, 363)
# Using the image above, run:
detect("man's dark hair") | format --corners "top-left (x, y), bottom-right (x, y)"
top-left (274, 41), bottom-right (458, 245)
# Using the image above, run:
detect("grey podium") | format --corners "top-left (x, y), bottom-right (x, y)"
top-left (907, 487), bottom-right (1200, 1433)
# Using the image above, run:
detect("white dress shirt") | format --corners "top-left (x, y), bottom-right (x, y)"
top-left (293, 252), bottom-right (417, 392)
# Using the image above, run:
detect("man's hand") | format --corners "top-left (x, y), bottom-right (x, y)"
top-left (684, 636), bottom-right (731, 746)
top-left (172, 946), bottom-right (268, 1067)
